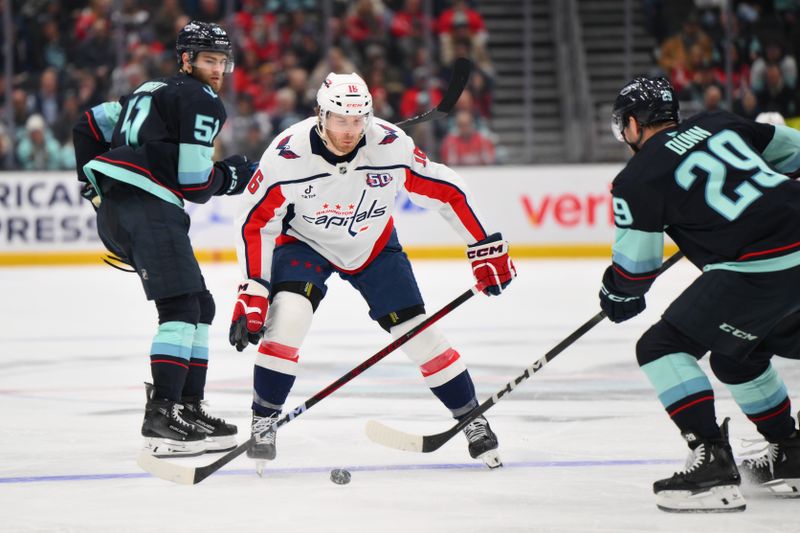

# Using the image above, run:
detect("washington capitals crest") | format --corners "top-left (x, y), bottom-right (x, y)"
top-left (378, 124), bottom-right (398, 145)
top-left (276, 135), bottom-right (300, 159)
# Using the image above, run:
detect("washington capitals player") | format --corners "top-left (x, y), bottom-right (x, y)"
top-left (73, 22), bottom-right (255, 457)
top-left (599, 77), bottom-right (800, 511)
top-left (229, 73), bottom-right (516, 469)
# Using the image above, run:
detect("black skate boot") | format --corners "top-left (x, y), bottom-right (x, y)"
top-left (247, 412), bottom-right (279, 476)
top-left (181, 396), bottom-right (238, 453)
top-left (463, 415), bottom-right (502, 469)
top-left (739, 419), bottom-right (800, 497)
top-left (653, 418), bottom-right (744, 512)
top-left (141, 383), bottom-right (206, 457)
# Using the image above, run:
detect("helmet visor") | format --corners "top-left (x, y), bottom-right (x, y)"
top-left (611, 111), bottom-right (626, 143)
top-left (191, 51), bottom-right (234, 74)
top-left (322, 111), bottom-right (370, 135)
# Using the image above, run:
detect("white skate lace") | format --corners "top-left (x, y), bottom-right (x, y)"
top-left (170, 403), bottom-right (195, 430)
top-left (252, 414), bottom-right (278, 445)
top-left (197, 401), bottom-right (224, 424)
top-left (739, 438), bottom-right (778, 473)
top-left (464, 418), bottom-right (489, 443)
top-left (678, 444), bottom-right (707, 475)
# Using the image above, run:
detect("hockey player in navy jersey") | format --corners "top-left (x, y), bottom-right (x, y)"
top-left (599, 77), bottom-right (800, 512)
top-left (228, 72), bottom-right (516, 469)
top-left (73, 21), bottom-right (255, 457)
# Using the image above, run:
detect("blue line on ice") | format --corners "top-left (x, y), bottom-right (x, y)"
top-left (0, 458), bottom-right (679, 484)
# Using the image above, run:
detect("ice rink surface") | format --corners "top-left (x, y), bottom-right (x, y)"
top-left (1, 258), bottom-right (798, 532)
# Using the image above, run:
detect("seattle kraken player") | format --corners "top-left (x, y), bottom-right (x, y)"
top-left (600, 77), bottom-right (800, 511)
top-left (228, 73), bottom-right (516, 471)
top-left (73, 21), bottom-right (254, 457)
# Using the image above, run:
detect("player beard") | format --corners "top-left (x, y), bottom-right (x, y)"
top-left (190, 67), bottom-right (223, 93)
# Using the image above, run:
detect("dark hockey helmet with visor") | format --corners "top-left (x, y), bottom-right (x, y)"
top-left (176, 21), bottom-right (234, 73)
top-left (611, 77), bottom-right (679, 142)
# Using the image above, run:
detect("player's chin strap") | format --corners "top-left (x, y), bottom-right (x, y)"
top-left (622, 122), bottom-right (644, 153)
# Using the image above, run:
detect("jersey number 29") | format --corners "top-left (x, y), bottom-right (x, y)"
top-left (674, 129), bottom-right (787, 221)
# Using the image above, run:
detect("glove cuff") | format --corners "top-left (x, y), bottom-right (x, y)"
top-left (237, 278), bottom-right (270, 298)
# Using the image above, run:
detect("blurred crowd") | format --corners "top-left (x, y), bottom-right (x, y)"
top-left (0, 0), bottom-right (499, 171)
top-left (645, 0), bottom-right (800, 123)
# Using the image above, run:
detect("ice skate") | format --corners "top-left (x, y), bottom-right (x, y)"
top-left (181, 396), bottom-right (238, 453)
top-left (141, 383), bottom-right (206, 458)
top-left (248, 412), bottom-right (279, 476)
top-left (463, 415), bottom-right (502, 469)
top-left (654, 418), bottom-right (744, 512)
top-left (739, 422), bottom-right (800, 498)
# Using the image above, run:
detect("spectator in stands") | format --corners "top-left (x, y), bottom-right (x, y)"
top-left (440, 110), bottom-right (496, 166)
top-left (703, 85), bottom-right (723, 112)
top-left (345, 0), bottom-right (389, 56)
top-left (0, 123), bottom-right (13, 170)
top-left (400, 66), bottom-right (442, 120)
top-left (52, 91), bottom-right (81, 145)
top-left (271, 87), bottom-right (304, 133)
top-left (31, 68), bottom-right (61, 127)
top-left (658, 12), bottom-right (713, 82)
top-left (750, 39), bottom-right (797, 93)
top-left (732, 88), bottom-right (760, 120)
top-left (16, 114), bottom-right (62, 171)
top-left (754, 64), bottom-right (797, 117)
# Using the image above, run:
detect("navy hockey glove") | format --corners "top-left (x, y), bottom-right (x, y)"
top-left (598, 266), bottom-right (646, 323)
top-left (80, 182), bottom-right (101, 209)
top-left (216, 155), bottom-right (257, 196)
top-left (467, 233), bottom-right (517, 296)
top-left (229, 279), bottom-right (270, 352)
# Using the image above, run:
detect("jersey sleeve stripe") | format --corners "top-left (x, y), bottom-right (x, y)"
top-left (404, 168), bottom-right (486, 241)
top-left (612, 264), bottom-right (659, 281)
top-left (243, 185), bottom-right (287, 279)
top-left (85, 111), bottom-right (101, 142)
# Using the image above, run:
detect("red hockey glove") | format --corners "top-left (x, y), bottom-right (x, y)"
top-left (229, 279), bottom-right (270, 352)
top-left (467, 233), bottom-right (517, 296)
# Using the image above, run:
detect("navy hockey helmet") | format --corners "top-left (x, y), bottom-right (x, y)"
top-left (611, 77), bottom-right (679, 142)
top-left (176, 21), bottom-right (234, 73)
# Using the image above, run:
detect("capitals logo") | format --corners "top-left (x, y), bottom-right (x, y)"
top-left (276, 135), bottom-right (299, 159)
top-left (378, 124), bottom-right (398, 145)
top-left (301, 190), bottom-right (387, 237)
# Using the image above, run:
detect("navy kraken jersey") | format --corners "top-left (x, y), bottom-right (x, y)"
top-left (74, 73), bottom-right (231, 206)
top-left (609, 110), bottom-right (800, 296)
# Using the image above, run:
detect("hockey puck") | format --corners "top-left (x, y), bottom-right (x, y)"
top-left (330, 468), bottom-right (351, 485)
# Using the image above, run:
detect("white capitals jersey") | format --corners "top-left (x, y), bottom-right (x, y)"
top-left (235, 116), bottom-right (492, 284)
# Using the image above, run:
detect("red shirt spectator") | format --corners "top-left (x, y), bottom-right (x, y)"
top-left (440, 110), bottom-right (496, 166)
top-left (437, 1), bottom-right (486, 35)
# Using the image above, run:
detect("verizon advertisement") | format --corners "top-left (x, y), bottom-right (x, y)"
top-left (0, 165), bottom-right (622, 256)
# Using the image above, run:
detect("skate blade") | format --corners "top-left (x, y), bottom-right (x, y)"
top-left (203, 435), bottom-right (238, 454)
top-left (142, 437), bottom-right (206, 458)
top-left (478, 449), bottom-right (503, 469)
top-left (255, 461), bottom-right (267, 477)
top-left (763, 478), bottom-right (800, 498)
top-left (656, 485), bottom-right (746, 513)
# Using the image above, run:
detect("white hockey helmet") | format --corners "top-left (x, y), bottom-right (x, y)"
top-left (316, 72), bottom-right (373, 138)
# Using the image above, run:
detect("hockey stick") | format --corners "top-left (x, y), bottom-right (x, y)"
top-left (395, 57), bottom-right (473, 129)
top-left (137, 284), bottom-right (482, 485)
top-left (366, 252), bottom-right (685, 454)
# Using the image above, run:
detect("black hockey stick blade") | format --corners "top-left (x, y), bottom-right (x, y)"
top-left (395, 57), bottom-right (473, 129)
top-left (366, 251), bottom-right (685, 453)
top-left (137, 285), bottom-right (481, 484)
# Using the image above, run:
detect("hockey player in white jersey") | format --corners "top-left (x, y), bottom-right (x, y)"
top-left (229, 73), bottom-right (516, 469)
